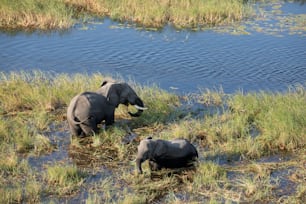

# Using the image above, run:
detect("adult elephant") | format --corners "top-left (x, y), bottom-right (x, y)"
top-left (67, 80), bottom-right (146, 137)
top-left (136, 137), bottom-right (198, 174)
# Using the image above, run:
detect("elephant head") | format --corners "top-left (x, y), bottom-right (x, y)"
top-left (97, 80), bottom-right (147, 117)
top-left (136, 137), bottom-right (198, 174)
top-left (136, 137), bottom-right (155, 174)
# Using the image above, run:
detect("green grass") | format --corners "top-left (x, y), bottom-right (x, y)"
top-left (1, 0), bottom-right (305, 36)
top-left (0, 71), bottom-right (305, 203)
top-left (167, 86), bottom-right (306, 160)
top-left (46, 163), bottom-right (87, 195)
top-left (0, 0), bottom-right (74, 31)
top-left (0, 0), bottom-right (253, 31)
top-left (0, 145), bottom-right (40, 203)
top-left (227, 88), bottom-right (306, 155)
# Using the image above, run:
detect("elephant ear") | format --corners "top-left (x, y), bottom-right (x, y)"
top-left (100, 78), bottom-right (116, 87)
top-left (152, 140), bottom-right (167, 159)
top-left (100, 80), bottom-right (108, 87)
top-left (119, 83), bottom-right (135, 102)
top-left (106, 83), bottom-right (122, 107)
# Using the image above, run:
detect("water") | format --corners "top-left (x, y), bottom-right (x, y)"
top-left (0, 2), bottom-right (305, 94)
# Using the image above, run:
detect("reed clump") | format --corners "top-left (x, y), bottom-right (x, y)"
top-left (226, 87), bottom-right (306, 155)
top-left (0, 157), bottom-right (33, 203)
top-left (168, 0), bottom-right (250, 29)
top-left (0, 0), bottom-right (74, 31)
top-left (46, 163), bottom-right (87, 195)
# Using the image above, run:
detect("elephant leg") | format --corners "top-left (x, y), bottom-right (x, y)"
top-left (149, 161), bottom-right (161, 171)
top-left (105, 114), bottom-right (115, 126)
top-left (68, 122), bottom-right (83, 136)
top-left (80, 117), bottom-right (98, 136)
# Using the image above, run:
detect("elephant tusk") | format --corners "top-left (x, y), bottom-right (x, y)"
top-left (134, 105), bottom-right (148, 110)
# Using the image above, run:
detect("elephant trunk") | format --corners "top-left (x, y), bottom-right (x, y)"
top-left (136, 158), bottom-right (143, 174)
top-left (128, 108), bottom-right (143, 117)
top-left (128, 98), bottom-right (147, 117)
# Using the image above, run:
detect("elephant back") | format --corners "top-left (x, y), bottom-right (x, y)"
top-left (168, 139), bottom-right (197, 157)
top-left (96, 79), bottom-right (116, 96)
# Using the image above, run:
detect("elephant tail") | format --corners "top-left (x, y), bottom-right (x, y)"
top-left (72, 116), bottom-right (90, 125)
top-left (68, 94), bottom-right (91, 125)
top-left (68, 106), bottom-right (89, 125)
top-left (68, 107), bottom-right (90, 125)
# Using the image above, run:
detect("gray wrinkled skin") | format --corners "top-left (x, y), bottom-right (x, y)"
top-left (67, 92), bottom-right (116, 137)
top-left (136, 138), bottom-right (198, 174)
top-left (67, 80), bottom-right (146, 137)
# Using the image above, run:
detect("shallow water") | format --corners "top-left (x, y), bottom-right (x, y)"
top-left (0, 2), bottom-right (305, 94)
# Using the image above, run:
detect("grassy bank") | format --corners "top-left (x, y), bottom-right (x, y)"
top-left (0, 71), bottom-right (305, 203)
top-left (0, 0), bottom-right (74, 31)
top-left (0, 0), bottom-right (252, 31)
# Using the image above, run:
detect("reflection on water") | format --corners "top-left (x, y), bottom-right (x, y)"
top-left (0, 1), bottom-right (305, 94)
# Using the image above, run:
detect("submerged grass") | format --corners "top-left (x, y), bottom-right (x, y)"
top-left (0, 71), bottom-right (305, 203)
top-left (0, 0), bottom-right (253, 31)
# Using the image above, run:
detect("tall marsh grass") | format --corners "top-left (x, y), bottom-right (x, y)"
top-left (67, 0), bottom-right (252, 29)
top-left (0, 71), bottom-right (103, 114)
top-left (227, 87), bottom-right (306, 155)
top-left (0, 0), bottom-right (73, 31)
top-left (0, 0), bottom-right (252, 31)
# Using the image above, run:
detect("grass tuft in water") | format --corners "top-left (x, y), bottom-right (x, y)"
top-left (46, 163), bottom-right (87, 195)
top-left (227, 87), bottom-right (306, 155)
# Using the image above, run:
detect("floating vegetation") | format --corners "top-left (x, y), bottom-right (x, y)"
top-left (213, 1), bottom-right (306, 36)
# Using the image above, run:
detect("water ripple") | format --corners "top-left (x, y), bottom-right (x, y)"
top-left (1, 18), bottom-right (306, 93)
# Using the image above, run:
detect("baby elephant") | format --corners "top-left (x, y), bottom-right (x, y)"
top-left (136, 137), bottom-right (198, 174)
